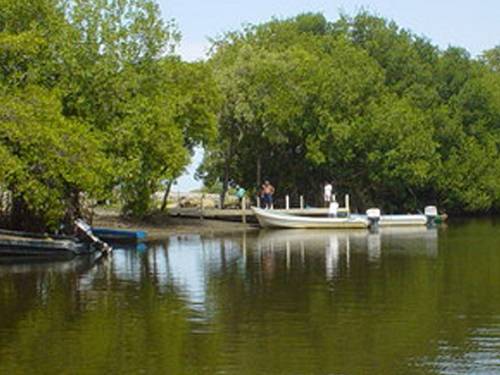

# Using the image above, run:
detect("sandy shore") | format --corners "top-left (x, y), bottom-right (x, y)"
top-left (92, 209), bottom-right (257, 241)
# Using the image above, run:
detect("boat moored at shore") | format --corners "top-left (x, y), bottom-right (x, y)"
top-left (252, 207), bottom-right (370, 229)
top-left (252, 206), bottom-right (439, 229)
top-left (0, 220), bottom-right (112, 258)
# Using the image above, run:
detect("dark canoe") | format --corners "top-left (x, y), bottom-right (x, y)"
top-left (0, 229), bottom-right (92, 257)
top-left (91, 227), bottom-right (147, 243)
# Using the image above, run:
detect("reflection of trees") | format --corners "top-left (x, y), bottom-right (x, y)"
top-left (0, 221), bottom-right (498, 374)
top-left (0, 245), bottom-right (200, 374)
top-left (200, 226), bottom-right (500, 374)
top-left (0, 256), bottom-right (97, 340)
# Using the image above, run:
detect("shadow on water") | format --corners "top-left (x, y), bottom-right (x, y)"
top-left (0, 251), bottom-right (106, 275)
top-left (0, 221), bottom-right (498, 374)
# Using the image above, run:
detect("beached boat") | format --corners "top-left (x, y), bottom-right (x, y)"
top-left (252, 207), bottom-right (370, 229)
top-left (0, 220), bottom-right (112, 257)
top-left (0, 229), bottom-right (92, 257)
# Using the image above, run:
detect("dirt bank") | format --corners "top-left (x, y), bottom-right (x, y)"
top-left (92, 209), bottom-right (257, 241)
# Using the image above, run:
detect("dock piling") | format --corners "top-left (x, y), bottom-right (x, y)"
top-left (200, 193), bottom-right (205, 221)
top-left (242, 197), bottom-right (247, 223)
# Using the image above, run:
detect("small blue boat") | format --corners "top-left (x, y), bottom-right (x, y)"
top-left (91, 227), bottom-right (147, 243)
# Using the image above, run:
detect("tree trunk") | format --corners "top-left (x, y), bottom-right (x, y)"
top-left (256, 156), bottom-right (262, 188)
top-left (220, 137), bottom-right (236, 209)
top-left (10, 195), bottom-right (45, 232)
top-left (160, 180), bottom-right (174, 212)
top-left (220, 157), bottom-right (230, 209)
top-left (62, 188), bottom-right (82, 234)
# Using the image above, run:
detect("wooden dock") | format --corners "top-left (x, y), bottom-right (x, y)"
top-left (168, 208), bottom-right (350, 223)
top-left (169, 207), bottom-right (349, 216)
top-left (167, 194), bottom-right (351, 223)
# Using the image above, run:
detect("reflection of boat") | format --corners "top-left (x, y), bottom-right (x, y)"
top-left (256, 229), bottom-right (357, 279)
top-left (257, 226), bottom-right (438, 258)
top-left (0, 251), bottom-right (103, 274)
top-left (257, 228), bottom-right (367, 244)
top-left (252, 207), bottom-right (369, 229)
top-left (379, 226), bottom-right (438, 256)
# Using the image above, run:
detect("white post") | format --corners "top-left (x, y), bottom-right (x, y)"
top-left (300, 195), bottom-right (304, 210)
top-left (257, 196), bottom-right (261, 208)
top-left (241, 197), bottom-right (246, 223)
top-left (200, 193), bottom-right (204, 220)
top-left (345, 194), bottom-right (350, 214)
top-left (285, 195), bottom-right (290, 210)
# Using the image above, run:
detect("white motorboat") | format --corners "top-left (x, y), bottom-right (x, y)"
top-left (379, 214), bottom-right (427, 226)
top-left (349, 213), bottom-right (428, 227)
top-left (251, 207), bottom-right (370, 229)
top-left (252, 206), bottom-right (438, 229)
top-left (377, 206), bottom-right (437, 227)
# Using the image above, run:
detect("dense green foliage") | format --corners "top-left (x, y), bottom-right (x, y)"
top-left (0, 0), bottom-right (219, 230)
top-left (1, 2), bottom-right (499, 230)
top-left (201, 13), bottom-right (500, 213)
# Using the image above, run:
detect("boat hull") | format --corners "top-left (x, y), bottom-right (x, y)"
top-left (252, 207), bottom-right (369, 229)
top-left (91, 227), bottom-right (147, 243)
top-left (379, 214), bottom-right (427, 226)
top-left (0, 229), bottom-right (92, 257)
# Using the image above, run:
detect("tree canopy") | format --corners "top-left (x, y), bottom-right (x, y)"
top-left (201, 12), bottom-right (500, 214)
top-left (1, 4), bottom-right (499, 232)
top-left (0, 0), bottom-right (219, 231)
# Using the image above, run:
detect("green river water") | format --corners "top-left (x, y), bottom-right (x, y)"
top-left (0, 218), bottom-right (498, 374)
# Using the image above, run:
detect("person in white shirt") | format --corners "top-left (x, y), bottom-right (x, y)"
top-left (324, 182), bottom-right (333, 207)
top-left (328, 200), bottom-right (339, 217)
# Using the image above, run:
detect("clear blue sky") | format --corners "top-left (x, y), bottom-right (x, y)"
top-left (158, 0), bottom-right (500, 191)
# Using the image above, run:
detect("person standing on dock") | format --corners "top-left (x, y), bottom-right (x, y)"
top-left (328, 200), bottom-right (339, 217)
top-left (261, 180), bottom-right (275, 209)
top-left (324, 182), bottom-right (333, 207)
top-left (235, 185), bottom-right (246, 207)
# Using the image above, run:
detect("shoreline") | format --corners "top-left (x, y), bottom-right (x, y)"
top-left (92, 209), bottom-right (258, 241)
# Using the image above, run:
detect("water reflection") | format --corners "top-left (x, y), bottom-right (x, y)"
top-left (0, 252), bottom-right (102, 276)
top-left (256, 227), bottom-right (438, 281)
top-left (0, 222), bottom-right (498, 375)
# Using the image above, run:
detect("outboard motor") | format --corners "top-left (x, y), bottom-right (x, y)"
top-left (366, 208), bottom-right (381, 230)
top-left (424, 206), bottom-right (438, 226)
top-left (75, 219), bottom-right (113, 254)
